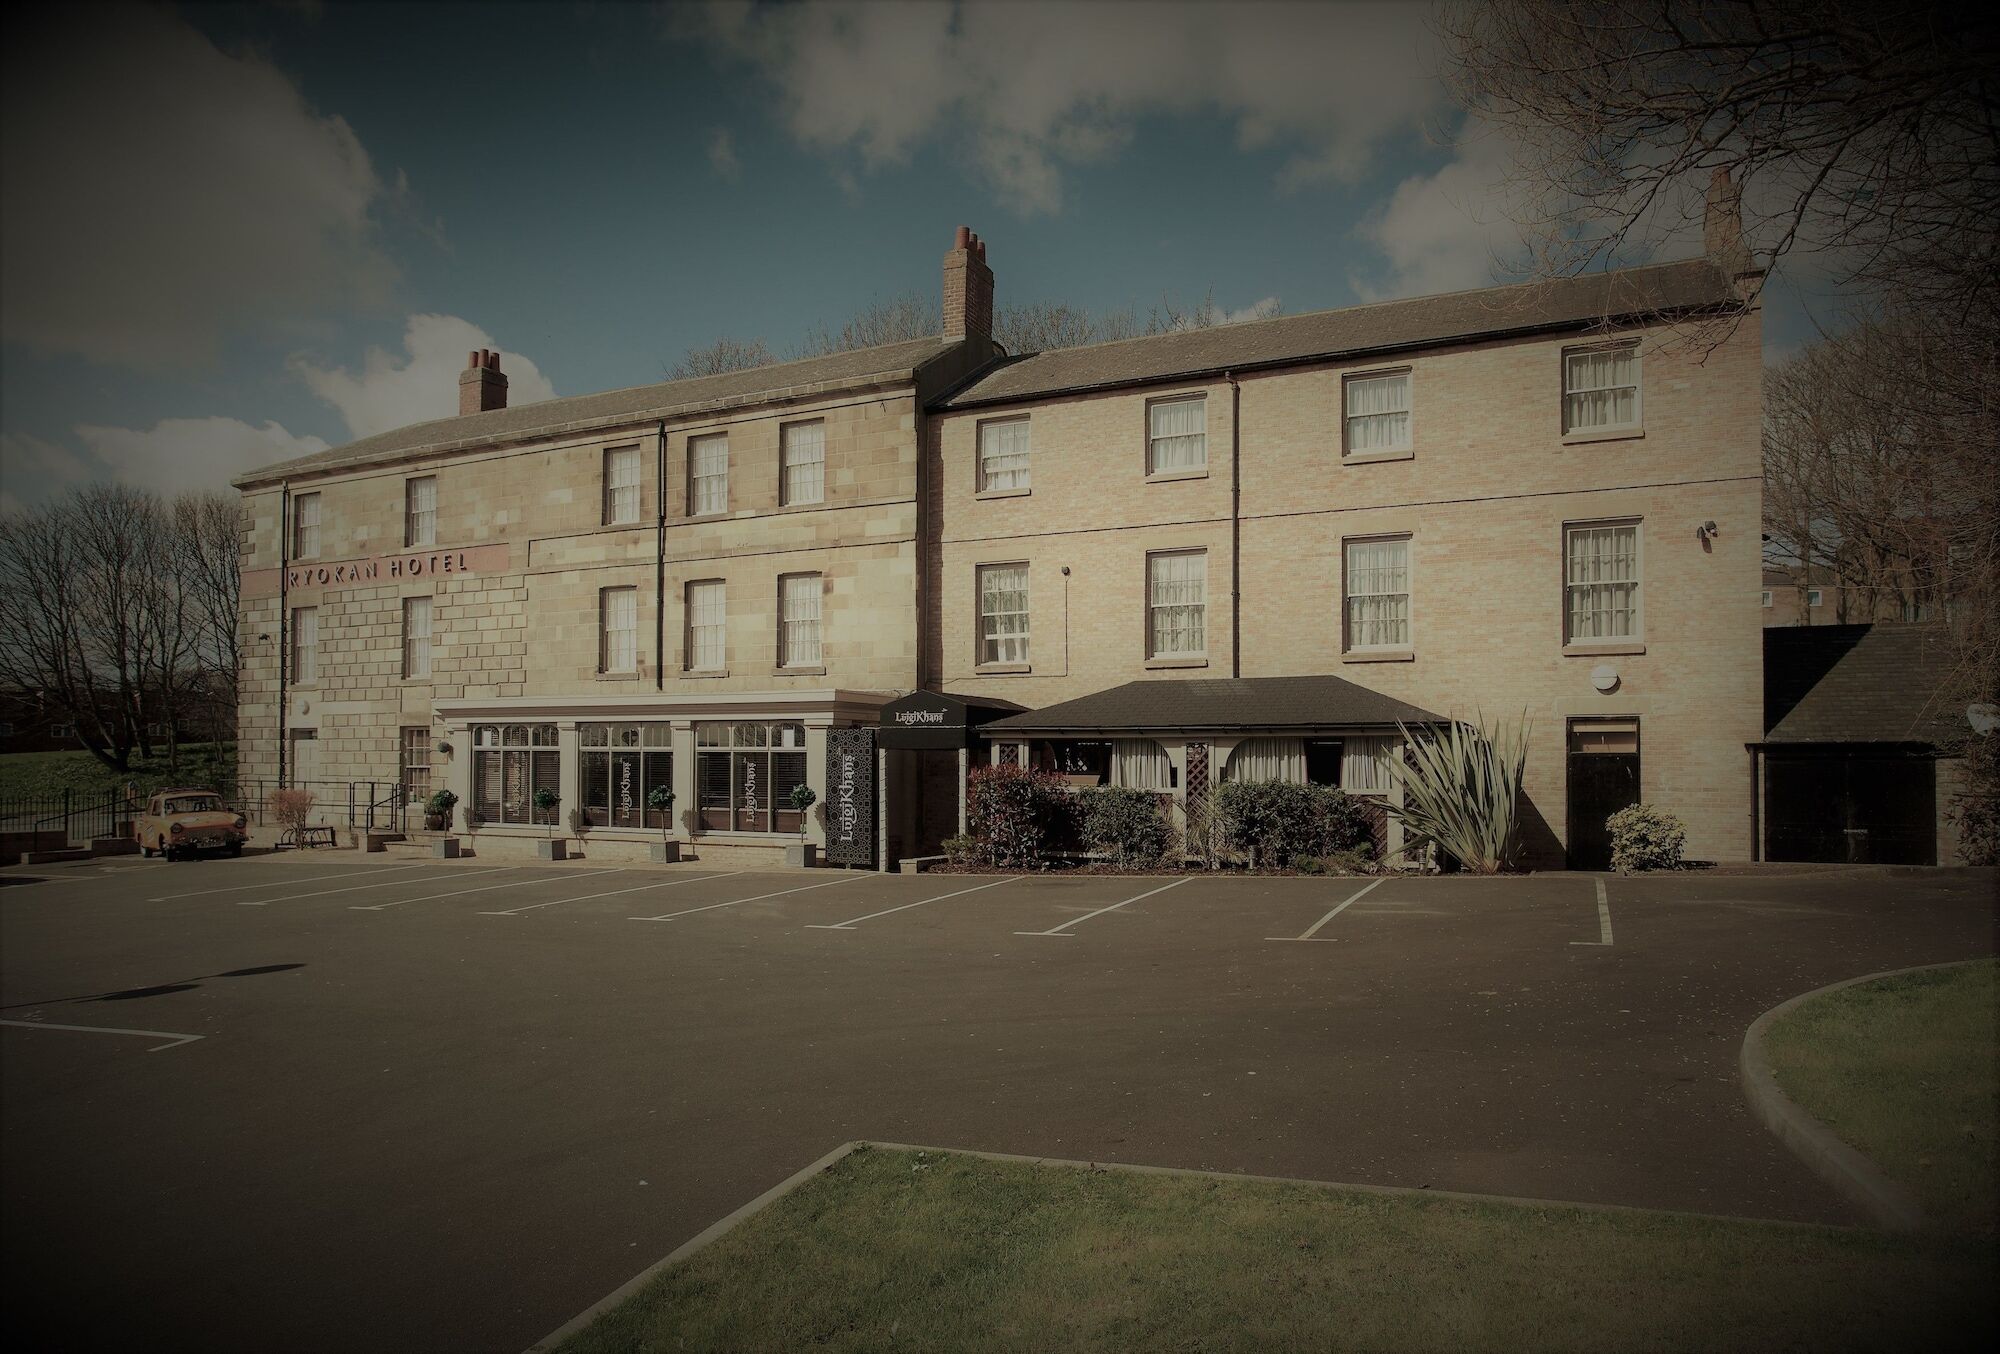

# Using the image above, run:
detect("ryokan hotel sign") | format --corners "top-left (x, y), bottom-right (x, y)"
top-left (242, 543), bottom-right (511, 599)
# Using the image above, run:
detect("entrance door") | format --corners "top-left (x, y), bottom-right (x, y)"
top-left (1567, 719), bottom-right (1640, 870)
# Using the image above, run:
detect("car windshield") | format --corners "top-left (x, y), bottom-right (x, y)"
top-left (166, 795), bottom-right (222, 814)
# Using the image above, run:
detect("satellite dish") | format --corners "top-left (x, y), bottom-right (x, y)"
top-left (1591, 664), bottom-right (1620, 694)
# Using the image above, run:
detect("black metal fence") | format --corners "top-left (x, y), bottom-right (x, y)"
top-left (235, 780), bottom-right (410, 836)
top-left (0, 789), bottom-right (132, 846)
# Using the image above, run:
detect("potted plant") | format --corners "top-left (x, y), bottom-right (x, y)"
top-left (533, 787), bottom-right (565, 860)
top-left (425, 788), bottom-right (457, 832)
top-left (785, 783), bottom-right (818, 868)
top-left (646, 784), bottom-right (680, 863)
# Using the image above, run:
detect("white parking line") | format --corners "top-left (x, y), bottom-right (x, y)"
top-left (351, 868), bottom-right (619, 911)
top-left (1, 1018), bottom-right (203, 1052)
top-left (1266, 877), bottom-right (1386, 943)
top-left (1014, 876), bottom-right (1192, 937)
top-left (1571, 878), bottom-right (1615, 946)
top-left (480, 870), bottom-right (741, 915)
top-left (631, 873), bottom-right (863, 922)
top-left (806, 876), bottom-right (1019, 930)
top-left (237, 866), bottom-right (509, 907)
top-left (150, 862), bottom-right (428, 903)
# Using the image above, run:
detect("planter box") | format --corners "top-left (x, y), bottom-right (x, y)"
top-left (433, 837), bottom-right (461, 859)
top-left (784, 842), bottom-right (819, 869)
top-left (649, 840), bottom-right (682, 864)
top-left (536, 839), bottom-right (567, 861)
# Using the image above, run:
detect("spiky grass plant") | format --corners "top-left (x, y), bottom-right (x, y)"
top-left (1387, 712), bottom-right (1532, 874)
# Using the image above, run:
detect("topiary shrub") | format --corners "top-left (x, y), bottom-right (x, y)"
top-left (1211, 781), bottom-right (1372, 868)
top-left (964, 763), bottom-right (1078, 868)
top-left (1077, 786), bottom-right (1173, 867)
top-left (1607, 803), bottom-right (1687, 873)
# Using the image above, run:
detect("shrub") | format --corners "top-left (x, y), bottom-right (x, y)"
top-left (1607, 803), bottom-right (1687, 873)
top-left (426, 788), bottom-right (458, 817)
top-left (270, 788), bottom-right (316, 842)
top-left (1077, 786), bottom-right (1174, 867)
top-left (1211, 781), bottom-right (1372, 868)
top-left (1388, 713), bottom-right (1531, 874)
top-left (942, 833), bottom-right (980, 867)
top-left (964, 763), bottom-right (1078, 868)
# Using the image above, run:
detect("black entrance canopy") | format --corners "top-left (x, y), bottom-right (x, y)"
top-left (878, 690), bottom-right (1025, 750)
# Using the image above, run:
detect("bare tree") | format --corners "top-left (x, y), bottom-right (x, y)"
top-left (664, 335), bottom-right (775, 380)
top-left (1438, 0), bottom-right (2000, 339)
top-left (797, 292), bottom-right (936, 356)
top-left (173, 491), bottom-right (242, 741)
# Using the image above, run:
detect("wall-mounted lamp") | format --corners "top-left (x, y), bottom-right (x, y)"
top-left (1696, 520), bottom-right (1719, 544)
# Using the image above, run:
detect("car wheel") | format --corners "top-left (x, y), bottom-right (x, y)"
top-left (228, 842), bottom-right (243, 858)
top-left (141, 842), bottom-right (155, 859)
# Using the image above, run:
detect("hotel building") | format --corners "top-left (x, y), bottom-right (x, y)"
top-left (237, 202), bottom-right (1765, 869)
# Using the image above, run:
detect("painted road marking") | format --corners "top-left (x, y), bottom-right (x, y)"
top-left (237, 866), bottom-right (509, 907)
top-left (481, 871), bottom-right (742, 915)
top-left (1014, 876), bottom-right (1193, 937)
top-left (351, 868), bottom-right (619, 911)
top-left (1, 1018), bottom-right (203, 1052)
top-left (1571, 878), bottom-right (1615, 946)
top-left (150, 862), bottom-right (428, 903)
top-left (631, 873), bottom-right (863, 922)
top-left (807, 876), bottom-right (1019, 930)
top-left (1266, 877), bottom-right (1387, 942)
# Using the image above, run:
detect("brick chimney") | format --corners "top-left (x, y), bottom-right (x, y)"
top-left (1703, 168), bottom-right (1753, 279)
top-left (941, 225), bottom-right (994, 343)
top-left (459, 348), bottom-right (508, 416)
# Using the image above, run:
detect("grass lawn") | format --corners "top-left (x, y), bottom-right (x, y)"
top-left (558, 1147), bottom-right (1997, 1354)
top-left (0, 743), bottom-right (235, 800)
top-left (1765, 958), bottom-right (1998, 1232)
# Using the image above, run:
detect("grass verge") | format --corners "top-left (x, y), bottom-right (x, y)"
top-left (1765, 958), bottom-right (1997, 1231)
top-left (0, 743), bottom-right (235, 800)
top-left (558, 1146), bottom-right (1997, 1353)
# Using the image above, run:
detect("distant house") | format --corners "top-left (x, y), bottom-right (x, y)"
top-left (1756, 624), bottom-right (1978, 865)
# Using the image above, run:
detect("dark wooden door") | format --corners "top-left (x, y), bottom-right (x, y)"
top-left (1567, 720), bottom-right (1641, 870)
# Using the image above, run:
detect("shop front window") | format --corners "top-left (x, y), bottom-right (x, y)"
top-left (579, 723), bottom-right (674, 828)
top-left (695, 720), bottom-right (808, 833)
top-left (471, 723), bottom-right (559, 825)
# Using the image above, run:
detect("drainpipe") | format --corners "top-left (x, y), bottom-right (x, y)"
top-left (1225, 371), bottom-right (1242, 678)
top-left (655, 420), bottom-right (667, 690)
top-left (277, 482), bottom-right (292, 792)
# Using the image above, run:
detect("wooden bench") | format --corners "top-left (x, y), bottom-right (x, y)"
top-left (284, 825), bottom-right (338, 850)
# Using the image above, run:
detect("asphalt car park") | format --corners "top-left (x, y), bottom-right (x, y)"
top-left (2, 854), bottom-right (1994, 1352)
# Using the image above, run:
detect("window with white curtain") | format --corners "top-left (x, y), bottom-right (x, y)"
top-left (1344, 537), bottom-right (1411, 650)
top-left (291, 606), bottom-right (318, 684)
top-left (405, 476), bottom-right (437, 547)
top-left (1147, 395), bottom-right (1207, 474)
top-left (1147, 550), bottom-right (1207, 657)
top-left (604, 446), bottom-right (641, 524)
top-left (978, 564), bottom-right (1029, 665)
top-left (600, 587), bottom-right (638, 673)
top-left (779, 573), bottom-right (821, 667)
top-left (1344, 370), bottom-right (1411, 454)
top-left (292, 492), bottom-right (321, 559)
top-left (1111, 739), bottom-right (1174, 790)
top-left (402, 596), bottom-right (433, 679)
top-left (1224, 738), bottom-right (1305, 783)
top-left (780, 421), bottom-right (825, 506)
top-left (1565, 522), bottom-right (1642, 641)
top-left (1563, 343), bottom-right (1641, 433)
top-left (978, 418), bottom-right (1031, 492)
top-left (689, 434), bottom-right (728, 515)
top-left (686, 579), bottom-right (726, 670)
top-left (1341, 736), bottom-right (1394, 794)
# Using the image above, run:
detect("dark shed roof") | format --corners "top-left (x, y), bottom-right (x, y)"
top-left (939, 258), bottom-right (1738, 410)
top-left (1764, 624), bottom-right (1969, 746)
top-left (980, 676), bottom-right (1440, 736)
top-left (236, 336), bottom-right (956, 488)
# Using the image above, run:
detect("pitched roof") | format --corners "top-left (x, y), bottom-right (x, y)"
top-left (939, 258), bottom-right (1739, 409)
top-left (979, 675), bottom-right (1440, 736)
top-left (1764, 624), bottom-right (1970, 746)
top-left (235, 336), bottom-right (956, 488)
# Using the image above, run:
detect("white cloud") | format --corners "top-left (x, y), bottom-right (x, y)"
top-left (0, 4), bottom-right (398, 368)
top-left (290, 314), bottom-right (557, 440)
top-left (708, 127), bottom-right (742, 181)
top-left (684, 0), bottom-right (1442, 214)
top-left (1, 419), bottom-right (329, 513)
top-left (1353, 121), bottom-right (1532, 299)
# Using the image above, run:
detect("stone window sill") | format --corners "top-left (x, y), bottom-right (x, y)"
top-left (594, 671), bottom-right (642, 682)
top-left (1144, 656), bottom-right (1208, 670)
top-left (1342, 649), bottom-right (1415, 663)
top-left (775, 665), bottom-right (827, 677)
top-left (1145, 468), bottom-right (1209, 484)
top-left (974, 663), bottom-right (1033, 676)
top-left (975, 487), bottom-right (1032, 501)
top-left (1342, 449), bottom-right (1415, 466)
top-left (681, 668), bottom-right (731, 679)
top-left (1561, 427), bottom-right (1644, 447)
top-left (1562, 641), bottom-right (1646, 657)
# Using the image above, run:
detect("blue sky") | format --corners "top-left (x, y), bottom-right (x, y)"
top-left (1, 1), bottom-right (1846, 510)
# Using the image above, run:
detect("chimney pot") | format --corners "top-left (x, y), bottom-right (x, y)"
top-left (459, 345), bottom-right (509, 415)
top-left (942, 224), bottom-right (994, 344)
top-left (467, 350), bottom-right (480, 369)
top-left (953, 225), bottom-right (971, 249)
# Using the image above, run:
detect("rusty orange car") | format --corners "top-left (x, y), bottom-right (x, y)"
top-left (136, 788), bottom-right (247, 860)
